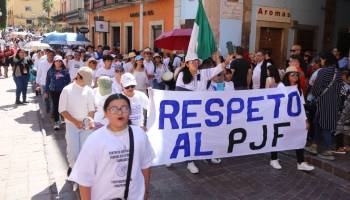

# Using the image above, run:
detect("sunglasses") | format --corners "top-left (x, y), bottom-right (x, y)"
top-left (289, 72), bottom-right (299, 77)
top-left (107, 105), bottom-right (130, 115)
top-left (77, 73), bottom-right (83, 80)
top-left (124, 85), bottom-right (135, 89)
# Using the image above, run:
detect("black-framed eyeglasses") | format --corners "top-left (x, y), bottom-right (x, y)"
top-left (124, 85), bottom-right (135, 90)
top-left (107, 105), bottom-right (130, 115)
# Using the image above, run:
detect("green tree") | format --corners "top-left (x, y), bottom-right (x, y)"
top-left (0, 0), bottom-right (7, 29)
top-left (42, 0), bottom-right (54, 18)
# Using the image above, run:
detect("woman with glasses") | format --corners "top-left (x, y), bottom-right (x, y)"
top-left (44, 55), bottom-right (71, 130)
top-left (269, 66), bottom-right (314, 171)
top-left (121, 73), bottom-right (149, 130)
top-left (69, 94), bottom-right (155, 200)
top-left (112, 65), bottom-right (124, 94)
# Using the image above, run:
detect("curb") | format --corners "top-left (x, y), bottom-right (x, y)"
top-left (34, 97), bottom-right (59, 199)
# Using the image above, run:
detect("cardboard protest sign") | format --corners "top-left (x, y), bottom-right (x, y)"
top-left (147, 86), bottom-right (307, 166)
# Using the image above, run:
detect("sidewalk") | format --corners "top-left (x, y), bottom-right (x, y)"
top-left (0, 75), bottom-right (54, 200)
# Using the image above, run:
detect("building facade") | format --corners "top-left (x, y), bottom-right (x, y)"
top-left (84, 0), bottom-right (175, 54)
top-left (7, 0), bottom-right (60, 28)
top-left (52, 0), bottom-right (86, 32)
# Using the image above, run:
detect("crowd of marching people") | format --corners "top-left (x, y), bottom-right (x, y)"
top-left (1, 33), bottom-right (350, 198)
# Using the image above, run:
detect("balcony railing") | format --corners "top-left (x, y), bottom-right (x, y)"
top-left (92, 0), bottom-right (138, 10)
top-left (51, 8), bottom-right (87, 23)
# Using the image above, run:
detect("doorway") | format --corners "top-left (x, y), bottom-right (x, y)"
top-left (259, 27), bottom-right (283, 68)
top-left (112, 26), bottom-right (121, 49)
top-left (125, 26), bottom-right (133, 53)
top-left (296, 29), bottom-right (315, 53)
top-left (151, 24), bottom-right (162, 52)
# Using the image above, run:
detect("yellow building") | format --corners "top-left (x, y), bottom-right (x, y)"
top-left (7, 0), bottom-right (60, 28)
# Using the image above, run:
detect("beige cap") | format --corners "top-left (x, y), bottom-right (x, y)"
top-left (128, 52), bottom-right (136, 58)
top-left (285, 66), bottom-right (299, 73)
top-left (77, 67), bottom-right (93, 86)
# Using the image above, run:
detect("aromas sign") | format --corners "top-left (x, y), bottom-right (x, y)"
top-left (257, 6), bottom-right (291, 23)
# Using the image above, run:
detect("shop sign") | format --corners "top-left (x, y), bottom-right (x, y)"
top-left (130, 10), bottom-right (154, 18)
top-left (95, 21), bottom-right (109, 33)
top-left (79, 27), bottom-right (89, 34)
top-left (257, 6), bottom-right (291, 23)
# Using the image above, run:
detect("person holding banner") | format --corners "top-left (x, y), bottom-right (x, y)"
top-left (269, 66), bottom-right (314, 171)
top-left (175, 53), bottom-right (225, 173)
top-left (69, 94), bottom-right (155, 200)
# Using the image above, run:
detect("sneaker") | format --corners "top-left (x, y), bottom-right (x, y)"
top-left (187, 161), bottom-right (199, 174)
top-left (53, 122), bottom-right (60, 130)
top-left (270, 160), bottom-right (282, 170)
top-left (317, 151), bottom-right (335, 161)
top-left (15, 101), bottom-right (23, 105)
top-left (165, 163), bottom-right (172, 167)
top-left (73, 183), bottom-right (79, 191)
top-left (210, 158), bottom-right (222, 164)
top-left (297, 162), bottom-right (314, 171)
top-left (304, 144), bottom-right (318, 155)
top-left (332, 147), bottom-right (347, 155)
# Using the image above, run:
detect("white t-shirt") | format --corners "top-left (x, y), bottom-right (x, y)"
top-left (173, 56), bottom-right (182, 69)
top-left (143, 60), bottom-right (155, 76)
top-left (124, 62), bottom-right (134, 73)
top-left (252, 61), bottom-right (263, 89)
top-left (36, 59), bottom-right (53, 86)
top-left (163, 57), bottom-right (170, 68)
top-left (93, 88), bottom-right (112, 125)
top-left (133, 71), bottom-right (149, 93)
top-left (97, 59), bottom-right (104, 69)
top-left (175, 64), bottom-right (223, 91)
top-left (59, 82), bottom-right (95, 123)
top-left (154, 64), bottom-right (168, 83)
top-left (67, 59), bottom-right (84, 81)
top-left (95, 67), bottom-right (115, 80)
top-left (112, 78), bottom-right (123, 94)
top-left (252, 61), bottom-right (271, 89)
top-left (68, 125), bottom-right (155, 200)
top-left (123, 91), bottom-right (149, 127)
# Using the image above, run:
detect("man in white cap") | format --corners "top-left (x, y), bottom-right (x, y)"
top-left (121, 73), bottom-right (149, 130)
top-left (59, 67), bottom-right (95, 176)
top-left (67, 50), bottom-right (84, 81)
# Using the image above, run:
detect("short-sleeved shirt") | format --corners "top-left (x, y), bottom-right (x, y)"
top-left (123, 91), bottom-right (150, 127)
top-left (68, 125), bottom-right (155, 200)
top-left (230, 58), bottom-right (250, 88)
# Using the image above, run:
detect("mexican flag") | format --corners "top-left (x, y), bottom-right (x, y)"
top-left (187, 0), bottom-right (217, 60)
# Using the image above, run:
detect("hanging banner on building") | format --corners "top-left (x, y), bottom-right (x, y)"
top-left (95, 20), bottom-right (109, 32)
top-left (147, 86), bottom-right (307, 166)
top-left (257, 6), bottom-right (291, 23)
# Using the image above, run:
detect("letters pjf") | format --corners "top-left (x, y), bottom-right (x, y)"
top-left (147, 86), bottom-right (307, 166)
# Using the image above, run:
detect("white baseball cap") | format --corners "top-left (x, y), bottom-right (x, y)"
top-left (53, 55), bottom-right (63, 62)
top-left (121, 73), bottom-right (137, 88)
top-left (185, 52), bottom-right (198, 62)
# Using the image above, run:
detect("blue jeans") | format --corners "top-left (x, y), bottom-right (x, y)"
top-left (13, 75), bottom-right (29, 102)
top-left (152, 80), bottom-right (166, 90)
top-left (313, 118), bottom-right (332, 151)
top-left (65, 122), bottom-right (93, 167)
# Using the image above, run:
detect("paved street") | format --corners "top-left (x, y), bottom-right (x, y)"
top-left (1, 75), bottom-right (350, 200)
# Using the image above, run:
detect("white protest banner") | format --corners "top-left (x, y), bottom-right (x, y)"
top-left (147, 86), bottom-right (307, 166)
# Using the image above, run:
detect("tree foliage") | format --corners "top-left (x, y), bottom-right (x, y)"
top-left (0, 0), bottom-right (7, 29)
top-left (42, 0), bottom-right (54, 18)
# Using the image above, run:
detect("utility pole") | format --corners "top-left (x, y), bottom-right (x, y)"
top-left (139, 0), bottom-right (144, 50)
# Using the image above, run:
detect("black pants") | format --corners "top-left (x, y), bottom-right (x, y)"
top-left (335, 134), bottom-right (344, 149)
top-left (50, 91), bottom-right (62, 122)
top-left (271, 149), bottom-right (304, 163)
